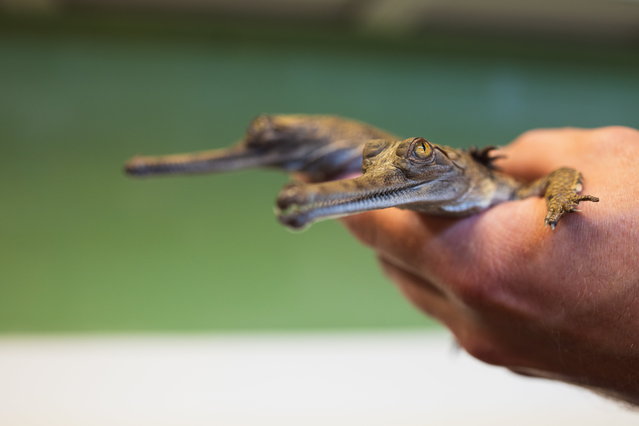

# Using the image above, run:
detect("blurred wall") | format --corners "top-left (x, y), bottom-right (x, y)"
top-left (0, 5), bottom-right (637, 333)
top-left (3, 0), bottom-right (639, 41)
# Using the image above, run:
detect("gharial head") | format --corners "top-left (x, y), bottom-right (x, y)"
top-left (276, 137), bottom-right (469, 229)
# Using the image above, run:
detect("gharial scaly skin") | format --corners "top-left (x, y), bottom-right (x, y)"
top-left (124, 114), bottom-right (599, 230)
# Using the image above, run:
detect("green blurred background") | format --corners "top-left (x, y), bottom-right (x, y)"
top-left (1, 3), bottom-right (638, 333)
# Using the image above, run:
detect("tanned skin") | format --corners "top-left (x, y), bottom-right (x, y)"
top-left (125, 115), bottom-right (598, 229)
top-left (340, 127), bottom-right (639, 405)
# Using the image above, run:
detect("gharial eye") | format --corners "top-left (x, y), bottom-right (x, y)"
top-left (411, 137), bottom-right (433, 160)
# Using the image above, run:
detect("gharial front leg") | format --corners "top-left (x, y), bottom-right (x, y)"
top-left (515, 167), bottom-right (599, 230)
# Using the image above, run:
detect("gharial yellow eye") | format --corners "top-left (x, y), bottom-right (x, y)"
top-left (412, 138), bottom-right (432, 160)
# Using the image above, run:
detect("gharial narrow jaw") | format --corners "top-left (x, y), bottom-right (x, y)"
top-left (275, 173), bottom-right (425, 230)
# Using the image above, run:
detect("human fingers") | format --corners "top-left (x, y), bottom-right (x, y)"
top-left (341, 209), bottom-right (462, 287)
top-left (495, 128), bottom-right (590, 181)
top-left (342, 196), bottom-right (556, 308)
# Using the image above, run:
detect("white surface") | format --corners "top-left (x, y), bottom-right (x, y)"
top-left (0, 331), bottom-right (636, 425)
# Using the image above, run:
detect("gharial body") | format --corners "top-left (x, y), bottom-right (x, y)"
top-left (125, 114), bottom-right (598, 230)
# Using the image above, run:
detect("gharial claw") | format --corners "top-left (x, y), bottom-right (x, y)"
top-left (544, 193), bottom-right (599, 230)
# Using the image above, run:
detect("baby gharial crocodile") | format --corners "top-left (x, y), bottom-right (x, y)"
top-left (124, 114), bottom-right (598, 230)
top-left (276, 136), bottom-right (599, 230)
top-left (125, 114), bottom-right (396, 182)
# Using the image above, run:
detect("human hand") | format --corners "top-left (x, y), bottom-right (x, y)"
top-left (341, 126), bottom-right (639, 404)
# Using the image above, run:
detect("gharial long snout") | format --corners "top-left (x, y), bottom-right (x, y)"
top-left (124, 146), bottom-right (273, 177)
top-left (276, 172), bottom-right (417, 229)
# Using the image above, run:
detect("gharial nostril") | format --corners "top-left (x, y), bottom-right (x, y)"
top-left (276, 185), bottom-right (306, 210)
top-left (276, 195), bottom-right (290, 210)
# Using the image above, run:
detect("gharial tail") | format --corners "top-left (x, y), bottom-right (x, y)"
top-left (124, 146), bottom-right (271, 177)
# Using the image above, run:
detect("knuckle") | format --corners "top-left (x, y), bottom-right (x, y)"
top-left (595, 125), bottom-right (639, 145)
top-left (513, 128), bottom-right (550, 147)
top-left (512, 127), bottom-right (583, 150)
top-left (588, 126), bottom-right (639, 157)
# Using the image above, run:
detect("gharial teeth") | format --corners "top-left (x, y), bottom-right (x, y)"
top-left (281, 187), bottom-right (410, 214)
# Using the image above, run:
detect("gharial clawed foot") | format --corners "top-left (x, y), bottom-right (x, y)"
top-left (537, 167), bottom-right (599, 230)
top-left (544, 193), bottom-right (599, 230)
